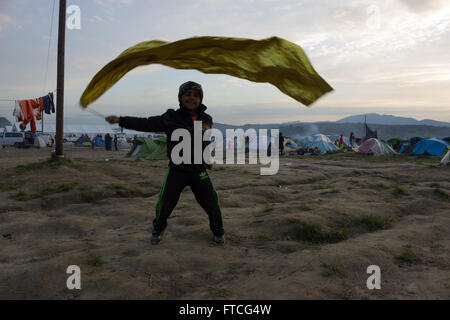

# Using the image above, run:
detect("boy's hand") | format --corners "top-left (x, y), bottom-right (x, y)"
top-left (105, 115), bottom-right (120, 124)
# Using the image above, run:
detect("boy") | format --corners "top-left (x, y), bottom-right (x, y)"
top-left (105, 81), bottom-right (225, 245)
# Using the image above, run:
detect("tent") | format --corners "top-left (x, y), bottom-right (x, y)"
top-left (413, 138), bottom-right (449, 156)
top-left (357, 138), bottom-right (396, 156)
top-left (283, 137), bottom-right (299, 154)
top-left (91, 135), bottom-right (105, 147)
top-left (298, 134), bottom-right (339, 154)
top-left (33, 136), bottom-right (47, 148)
top-left (441, 147), bottom-right (450, 164)
top-left (74, 135), bottom-right (92, 147)
top-left (387, 138), bottom-right (404, 152)
top-left (126, 137), bottom-right (167, 160)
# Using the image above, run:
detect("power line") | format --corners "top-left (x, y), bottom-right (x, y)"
top-left (43, 0), bottom-right (57, 93)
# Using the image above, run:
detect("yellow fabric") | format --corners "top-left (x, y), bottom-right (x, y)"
top-left (80, 36), bottom-right (333, 108)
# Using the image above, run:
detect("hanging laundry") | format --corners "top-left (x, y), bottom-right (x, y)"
top-left (49, 92), bottom-right (55, 113)
top-left (13, 100), bottom-right (24, 122)
top-left (43, 94), bottom-right (51, 114)
top-left (33, 97), bottom-right (45, 121)
top-left (19, 100), bottom-right (38, 133)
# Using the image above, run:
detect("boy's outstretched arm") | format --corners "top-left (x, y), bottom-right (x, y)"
top-left (105, 115), bottom-right (166, 132)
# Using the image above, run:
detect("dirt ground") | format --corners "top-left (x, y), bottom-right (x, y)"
top-left (0, 144), bottom-right (449, 299)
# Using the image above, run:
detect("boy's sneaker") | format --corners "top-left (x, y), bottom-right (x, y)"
top-left (213, 235), bottom-right (225, 245)
top-left (151, 228), bottom-right (164, 245)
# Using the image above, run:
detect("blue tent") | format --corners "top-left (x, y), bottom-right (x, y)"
top-left (92, 135), bottom-right (105, 147)
top-left (413, 138), bottom-right (449, 156)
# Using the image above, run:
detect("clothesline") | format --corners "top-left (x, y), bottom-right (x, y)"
top-left (0, 90), bottom-right (56, 102)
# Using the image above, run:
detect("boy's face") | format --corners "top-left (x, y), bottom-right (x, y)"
top-left (181, 89), bottom-right (201, 111)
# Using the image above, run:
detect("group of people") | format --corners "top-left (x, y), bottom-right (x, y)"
top-left (90, 133), bottom-right (119, 151)
top-left (334, 132), bottom-right (356, 149)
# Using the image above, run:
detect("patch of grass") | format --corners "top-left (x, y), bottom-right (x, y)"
top-left (355, 214), bottom-right (392, 231)
top-left (313, 184), bottom-right (332, 190)
top-left (15, 154), bottom-right (81, 174)
top-left (433, 188), bottom-right (449, 202)
top-left (263, 205), bottom-right (274, 213)
top-left (392, 186), bottom-right (408, 197)
top-left (395, 249), bottom-right (418, 264)
top-left (15, 162), bottom-right (46, 174)
top-left (40, 183), bottom-right (74, 197)
top-left (340, 281), bottom-right (354, 299)
top-left (77, 185), bottom-right (91, 191)
top-left (291, 190), bottom-right (299, 194)
top-left (10, 191), bottom-right (34, 201)
top-left (297, 202), bottom-right (312, 211)
top-left (0, 183), bottom-right (16, 191)
top-left (86, 254), bottom-right (104, 267)
top-left (429, 183), bottom-right (440, 188)
top-left (80, 192), bottom-right (97, 203)
top-left (321, 263), bottom-right (345, 278)
top-left (320, 188), bottom-right (340, 195)
top-left (257, 235), bottom-right (277, 242)
top-left (292, 221), bottom-right (349, 244)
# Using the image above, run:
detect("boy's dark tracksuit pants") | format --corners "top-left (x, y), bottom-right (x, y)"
top-left (153, 167), bottom-right (224, 237)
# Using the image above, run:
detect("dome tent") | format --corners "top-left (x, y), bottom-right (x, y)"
top-left (357, 138), bottom-right (396, 156)
top-left (413, 138), bottom-right (449, 156)
top-left (298, 134), bottom-right (339, 154)
top-left (441, 147), bottom-right (450, 164)
top-left (126, 137), bottom-right (167, 160)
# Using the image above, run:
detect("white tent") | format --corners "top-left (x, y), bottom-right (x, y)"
top-left (33, 136), bottom-right (47, 148)
top-left (441, 147), bottom-right (450, 165)
top-left (297, 134), bottom-right (339, 154)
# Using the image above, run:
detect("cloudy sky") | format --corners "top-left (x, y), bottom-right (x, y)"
top-left (1, 0), bottom-right (449, 125)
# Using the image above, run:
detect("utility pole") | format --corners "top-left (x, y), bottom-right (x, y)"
top-left (55, 0), bottom-right (66, 156)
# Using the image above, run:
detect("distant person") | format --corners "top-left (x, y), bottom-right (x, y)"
top-left (339, 134), bottom-right (344, 150)
top-left (279, 132), bottom-right (285, 156)
top-left (114, 134), bottom-right (118, 151)
top-left (349, 132), bottom-right (355, 147)
top-left (105, 133), bottom-right (112, 151)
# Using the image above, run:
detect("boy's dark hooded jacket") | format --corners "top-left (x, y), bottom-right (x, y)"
top-left (119, 104), bottom-right (213, 172)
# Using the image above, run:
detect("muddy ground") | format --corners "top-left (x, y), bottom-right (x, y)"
top-left (0, 145), bottom-right (449, 299)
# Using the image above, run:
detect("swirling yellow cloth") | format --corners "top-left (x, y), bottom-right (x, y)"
top-left (80, 36), bottom-right (333, 108)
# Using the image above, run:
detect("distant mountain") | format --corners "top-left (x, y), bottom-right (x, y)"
top-left (214, 120), bottom-right (450, 140)
top-left (337, 113), bottom-right (450, 127)
top-left (0, 117), bottom-right (12, 128)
